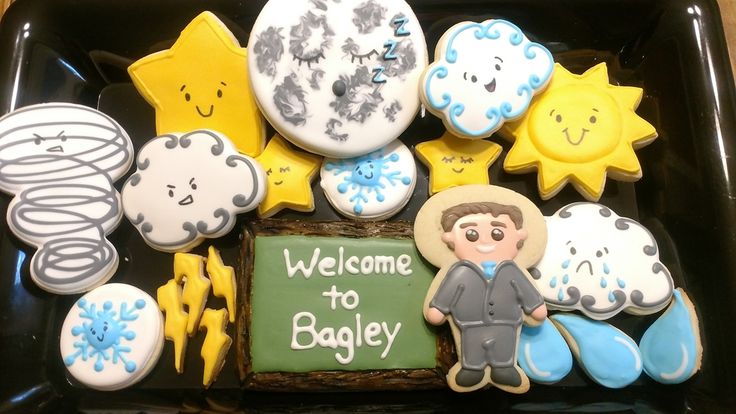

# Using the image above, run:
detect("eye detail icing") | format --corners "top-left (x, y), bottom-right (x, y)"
top-left (570, 246), bottom-right (577, 255)
top-left (491, 228), bottom-right (504, 241)
top-left (293, 52), bottom-right (325, 68)
top-left (590, 115), bottom-right (597, 124)
top-left (280, 166), bottom-right (291, 173)
top-left (465, 229), bottom-right (479, 242)
top-left (460, 156), bottom-right (474, 164)
top-left (442, 156), bottom-right (455, 163)
top-left (350, 49), bottom-right (379, 65)
top-left (185, 93), bottom-right (191, 102)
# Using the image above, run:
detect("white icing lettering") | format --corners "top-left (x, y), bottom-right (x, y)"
top-left (364, 322), bottom-right (382, 346)
top-left (345, 256), bottom-right (360, 274)
top-left (322, 285), bottom-right (360, 310)
top-left (360, 256), bottom-right (374, 274)
top-left (355, 313), bottom-right (362, 347)
top-left (374, 256), bottom-right (395, 274)
top-left (338, 246), bottom-right (344, 275)
top-left (396, 254), bottom-right (413, 276)
top-left (283, 247), bottom-right (414, 277)
top-left (318, 256), bottom-right (336, 276)
top-left (335, 327), bottom-right (354, 364)
top-left (382, 322), bottom-right (401, 359)
top-left (291, 312), bottom-right (318, 349)
top-left (284, 248), bottom-right (320, 279)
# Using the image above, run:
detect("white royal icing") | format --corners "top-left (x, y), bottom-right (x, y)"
top-left (121, 130), bottom-right (266, 252)
top-left (531, 202), bottom-right (674, 320)
top-left (60, 283), bottom-right (164, 391)
top-left (248, 0), bottom-right (428, 158)
top-left (320, 139), bottom-right (416, 220)
top-left (283, 246), bottom-right (413, 278)
top-left (0, 103), bottom-right (133, 294)
top-left (421, 19), bottom-right (554, 139)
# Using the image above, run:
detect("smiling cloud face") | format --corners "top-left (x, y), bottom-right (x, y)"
top-left (421, 19), bottom-right (554, 139)
top-left (530, 202), bottom-right (673, 320)
top-left (122, 130), bottom-right (266, 252)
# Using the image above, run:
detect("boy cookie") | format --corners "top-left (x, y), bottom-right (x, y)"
top-left (414, 185), bottom-right (548, 393)
top-left (504, 63), bottom-right (658, 201)
top-left (320, 139), bottom-right (415, 220)
top-left (421, 19), bottom-right (554, 139)
top-left (529, 202), bottom-right (673, 320)
top-left (248, 0), bottom-right (428, 158)
top-left (121, 130), bottom-right (266, 252)
top-left (60, 283), bottom-right (164, 390)
top-left (128, 12), bottom-right (266, 157)
top-left (0, 103), bottom-right (133, 294)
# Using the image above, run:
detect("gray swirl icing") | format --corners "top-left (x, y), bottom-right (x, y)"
top-left (289, 11), bottom-right (334, 65)
top-left (353, 0), bottom-right (386, 34)
top-left (253, 26), bottom-right (285, 78)
top-left (274, 73), bottom-right (309, 126)
top-left (329, 66), bottom-right (383, 123)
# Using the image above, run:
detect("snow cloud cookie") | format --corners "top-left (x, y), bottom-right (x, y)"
top-left (122, 130), bottom-right (266, 252)
top-left (320, 139), bottom-right (415, 220)
top-left (0, 103), bottom-right (133, 294)
top-left (530, 202), bottom-right (674, 320)
top-left (421, 19), bottom-right (554, 139)
top-left (248, 0), bottom-right (428, 158)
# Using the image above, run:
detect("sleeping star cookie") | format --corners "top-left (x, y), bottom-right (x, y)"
top-left (504, 63), bottom-right (658, 201)
top-left (121, 130), bottom-right (266, 252)
top-left (60, 283), bottom-right (164, 391)
top-left (0, 103), bottom-right (133, 294)
top-left (128, 11), bottom-right (266, 156)
top-left (529, 202), bottom-right (674, 320)
top-left (320, 139), bottom-right (416, 220)
top-left (421, 19), bottom-right (554, 139)
top-left (248, 0), bottom-right (428, 158)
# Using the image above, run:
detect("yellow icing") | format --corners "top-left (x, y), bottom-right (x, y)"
top-left (199, 308), bottom-right (232, 388)
top-left (504, 63), bottom-right (657, 201)
top-left (174, 252), bottom-right (211, 335)
top-left (128, 11), bottom-right (265, 156)
top-left (206, 246), bottom-right (237, 323)
top-left (156, 279), bottom-right (189, 374)
top-left (255, 135), bottom-right (322, 218)
top-left (415, 131), bottom-right (502, 195)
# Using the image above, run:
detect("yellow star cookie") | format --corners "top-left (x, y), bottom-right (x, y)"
top-left (415, 131), bottom-right (502, 195)
top-left (128, 11), bottom-right (265, 156)
top-left (157, 279), bottom-right (189, 374)
top-left (199, 308), bottom-right (232, 388)
top-left (206, 246), bottom-right (236, 323)
top-left (255, 135), bottom-right (322, 218)
top-left (174, 252), bottom-right (211, 335)
top-left (504, 63), bottom-right (657, 201)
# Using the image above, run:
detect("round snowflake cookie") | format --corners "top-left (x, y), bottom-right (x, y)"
top-left (248, 0), bottom-right (428, 158)
top-left (60, 284), bottom-right (164, 391)
top-left (320, 139), bottom-right (416, 220)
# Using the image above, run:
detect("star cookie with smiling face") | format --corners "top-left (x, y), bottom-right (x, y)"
top-left (255, 134), bottom-right (322, 218)
top-left (128, 11), bottom-right (266, 157)
top-left (415, 131), bottom-right (502, 195)
top-left (503, 63), bottom-right (658, 201)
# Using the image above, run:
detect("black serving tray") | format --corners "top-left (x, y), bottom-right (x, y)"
top-left (1, 0), bottom-right (736, 412)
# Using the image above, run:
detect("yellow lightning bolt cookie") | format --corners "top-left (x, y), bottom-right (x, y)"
top-left (156, 279), bottom-right (189, 373)
top-left (199, 308), bottom-right (232, 388)
top-left (206, 246), bottom-right (236, 323)
top-left (174, 252), bottom-right (211, 335)
top-left (255, 135), bottom-right (322, 218)
top-left (128, 11), bottom-right (265, 156)
top-left (415, 131), bottom-right (502, 195)
top-left (504, 63), bottom-right (658, 201)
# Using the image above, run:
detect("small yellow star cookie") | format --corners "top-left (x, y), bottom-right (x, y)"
top-left (255, 135), bottom-right (322, 218)
top-left (415, 131), bottom-right (502, 195)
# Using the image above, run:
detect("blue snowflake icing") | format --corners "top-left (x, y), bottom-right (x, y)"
top-left (324, 149), bottom-right (412, 215)
top-left (63, 298), bottom-right (146, 373)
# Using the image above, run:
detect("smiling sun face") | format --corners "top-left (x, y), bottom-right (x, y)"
top-left (504, 63), bottom-right (657, 201)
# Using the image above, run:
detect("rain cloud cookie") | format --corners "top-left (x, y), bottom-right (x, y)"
top-left (530, 202), bottom-right (674, 320)
top-left (421, 19), bottom-right (554, 139)
top-left (248, 0), bottom-right (428, 158)
top-left (122, 130), bottom-right (266, 252)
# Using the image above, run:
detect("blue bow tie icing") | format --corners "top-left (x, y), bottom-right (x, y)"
top-left (481, 261), bottom-right (497, 278)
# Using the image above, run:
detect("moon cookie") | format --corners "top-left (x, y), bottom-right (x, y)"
top-left (248, 0), bottom-right (428, 158)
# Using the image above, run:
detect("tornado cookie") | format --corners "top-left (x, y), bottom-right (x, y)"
top-left (0, 103), bottom-right (133, 294)
top-left (504, 63), bottom-right (658, 201)
top-left (421, 19), bottom-right (554, 139)
top-left (248, 0), bottom-right (428, 158)
top-left (320, 139), bottom-right (416, 220)
top-left (60, 283), bottom-right (164, 391)
top-left (122, 130), bottom-right (266, 252)
top-left (530, 203), bottom-right (673, 320)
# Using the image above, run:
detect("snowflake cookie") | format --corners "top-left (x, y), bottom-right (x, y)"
top-left (60, 283), bottom-right (164, 391)
top-left (320, 139), bottom-right (416, 220)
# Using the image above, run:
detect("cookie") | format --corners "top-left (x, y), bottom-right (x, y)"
top-left (320, 139), bottom-right (416, 220)
top-left (517, 318), bottom-right (572, 384)
top-left (0, 103), bottom-right (133, 294)
top-left (414, 130), bottom-right (502, 195)
top-left (199, 308), bottom-right (232, 388)
top-left (504, 63), bottom-right (658, 201)
top-left (128, 11), bottom-right (266, 157)
top-left (248, 0), bottom-right (428, 158)
top-left (174, 252), bottom-right (211, 335)
top-left (255, 134), bottom-right (322, 218)
top-left (60, 283), bottom-right (164, 390)
top-left (529, 202), bottom-right (673, 320)
top-left (415, 185), bottom-right (548, 393)
top-left (420, 19), bottom-right (554, 139)
top-left (639, 288), bottom-right (703, 384)
top-left (121, 130), bottom-right (266, 252)
top-left (157, 279), bottom-right (189, 373)
top-left (551, 313), bottom-right (642, 388)
top-left (206, 246), bottom-right (237, 323)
